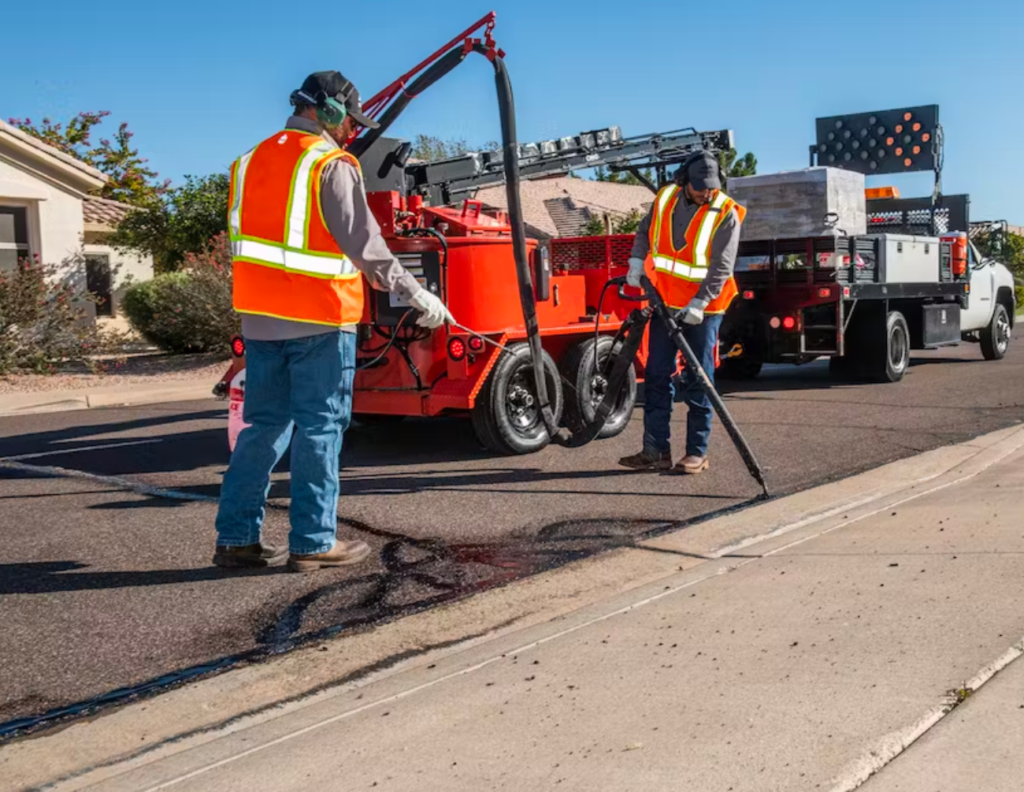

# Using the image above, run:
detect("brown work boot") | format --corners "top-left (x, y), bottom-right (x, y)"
top-left (618, 449), bottom-right (673, 471)
top-left (288, 540), bottom-right (372, 574)
top-left (673, 455), bottom-right (709, 475)
top-left (213, 542), bottom-right (288, 569)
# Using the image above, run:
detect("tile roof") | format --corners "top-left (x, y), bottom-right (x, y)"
top-left (83, 196), bottom-right (132, 227)
top-left (475, 177), bottom-right (653, 238)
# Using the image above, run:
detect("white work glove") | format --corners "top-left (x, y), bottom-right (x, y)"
top-left (408, 288), bottom-right (454, 329)
top-left (677, 297), bottom-right (709, 326)
top-left (626, 257), bottom-right (645, 288)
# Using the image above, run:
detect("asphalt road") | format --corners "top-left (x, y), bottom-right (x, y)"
top-left (1, 344), bottom-right (1022, 735)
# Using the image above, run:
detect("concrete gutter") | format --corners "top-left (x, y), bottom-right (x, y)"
top-left (0, 380), bottom-right (219, 417)
top-left (3, 423), bottom-right (1022, 791)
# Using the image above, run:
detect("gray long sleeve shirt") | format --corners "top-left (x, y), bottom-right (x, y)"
top-left (240, 116), bottom-right (422, 341)
top-left (630, 189), bottom-right (741, 305)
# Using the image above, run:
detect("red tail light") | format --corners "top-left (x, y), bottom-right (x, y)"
top-left (447, 337), bottom-right (467, 361)
top-left (818, 287), bottom-right (832, 299)
top-left (468, 336), bottom-right (484, 352)
top-left (742, 290), bottom-right (755, 300)
top-left (230, 336), bottom-right (245, 358)
top-left (782, 316), bottom-right (797, 331)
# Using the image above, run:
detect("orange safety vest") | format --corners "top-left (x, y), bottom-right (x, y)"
top-left (228, 129), bottom-right (365, 327)
top-left (649, 186), bottom-right (746, 313)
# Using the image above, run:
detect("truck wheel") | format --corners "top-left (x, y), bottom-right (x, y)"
top-left (471, 343), bottom-right (564, 455)
top-left (868, 311), bottom-right (910, 383)
top-left (980, 304), bottom-right (1011, 361)
top-left (561, 336), bottom-right (637, 440)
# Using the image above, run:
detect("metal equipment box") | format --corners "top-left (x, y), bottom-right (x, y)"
top-left (867, 234), bottom-right (942, 283)
top-left (727, 167), bottom-right (866, 241)
top-left (920, 303), bottom-right (961, 347)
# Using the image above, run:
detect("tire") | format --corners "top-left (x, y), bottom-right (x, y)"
top-left (561, 336), bottom-right (638, 440)
top-left (980, 303), bottom-right (1011, 361)
top-left (470, 343), bottom-right (564, 455)
top-left (864, 310), bottom-right (910, 383)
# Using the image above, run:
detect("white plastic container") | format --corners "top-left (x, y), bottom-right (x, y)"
top-left (227, 368), bottom-right (249, 453)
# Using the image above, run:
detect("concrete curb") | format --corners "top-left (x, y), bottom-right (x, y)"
top-left (0, 381), bottom-right (220, 418)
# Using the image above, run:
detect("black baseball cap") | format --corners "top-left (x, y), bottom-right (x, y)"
top-left (679, 152), bottom-right (722, 191)
top-left (295, 71), bottom-right (379, 129)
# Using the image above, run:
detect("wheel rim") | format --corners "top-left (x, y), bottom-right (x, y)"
top-left (890, 323), bottom-right (908, 373)
top-left (505, 369), bottom-right (539, 432)
top-left (996, 310), bottom-right (1011, 353)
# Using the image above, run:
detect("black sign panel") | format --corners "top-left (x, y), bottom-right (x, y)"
top-left (814, 105), bottom-right (940, 175)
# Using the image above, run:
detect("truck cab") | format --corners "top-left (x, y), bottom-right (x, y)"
top-left (959, 239), bottom-right (1016, 359)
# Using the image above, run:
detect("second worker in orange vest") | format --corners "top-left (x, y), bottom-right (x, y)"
top-left (620, 152), bottom-right (746, 475)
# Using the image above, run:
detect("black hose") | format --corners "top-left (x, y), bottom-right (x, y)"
top-left (349, 47), bottom-right (469, 159)
top-left (486, 49), bottom-right (562, 441)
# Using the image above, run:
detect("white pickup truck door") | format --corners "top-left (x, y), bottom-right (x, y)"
top-left (960, 241), bottom-right (995, 332)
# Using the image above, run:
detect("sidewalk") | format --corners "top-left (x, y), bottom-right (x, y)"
top-left (3, 424), bottom-right (1023, 791)
top-left (0, 378), bottom-right (220, 417)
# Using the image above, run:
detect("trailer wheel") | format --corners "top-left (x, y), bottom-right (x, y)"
top-left (471, 343), bottom-right (564, 455)
top-left (980, 303), bottom-right (1011, 361)
top-left (862, 310), bottom-right (910, 383)
top-left (561, 336), bottom-right (637, 440)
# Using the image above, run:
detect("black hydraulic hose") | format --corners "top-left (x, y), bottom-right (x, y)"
top-left (349, 47), bottom-right (469, 159)
top-left (486, 48), bottom-right (562, 441)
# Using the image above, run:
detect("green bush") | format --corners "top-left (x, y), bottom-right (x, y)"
top-left (122, 233), bottom-right (238, 353)
top-left (1015, 284), bottom-right (1024, 316)
top-left (0, 257), bottom-right (102, 374)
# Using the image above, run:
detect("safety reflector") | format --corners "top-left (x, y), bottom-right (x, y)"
top-left (742, 290), bottom-right (755, 300)
top-left (448, 337), bottom-right (467, 361)
top-left (818, 287), bottom-right (832, 299)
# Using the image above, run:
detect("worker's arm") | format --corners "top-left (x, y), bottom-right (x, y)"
top-left (319, 160), bottom-right (422, 301)
top-left (628, 206), bottom-right (655, 260)
top-left (693, 208), bottom-right (740, 304)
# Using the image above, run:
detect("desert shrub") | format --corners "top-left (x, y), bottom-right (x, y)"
top-left (0, 256), bottom-right (101, 374)
top-left (122, 233), bottom-right (237, 353)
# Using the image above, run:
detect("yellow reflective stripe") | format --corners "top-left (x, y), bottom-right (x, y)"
top-left (234, 307), bottom-right (358, 328)
top-left (286, 143), bottom-right (334, 250)
top-left (691, 192), bottom-right (729, 268)
top-left (232, 239), bottom-right (357, 278)
top-left (652, 256), bottom-right (707, 282)
top-left (229, 149), bottom-right (254, 240)
top-left (651, 185), bottom-right (678, 248)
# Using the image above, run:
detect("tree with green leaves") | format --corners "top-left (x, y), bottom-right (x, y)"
top-left (719, 148), bottom-right (757, 178)
top-left (593, 167), bottom-right (653, 186)
top-left (110, 173), bottom-right (230, 274)
top-left (409, 135), bottom-right (499, 162)
top-left (8, 111), bottom-right (170, 205)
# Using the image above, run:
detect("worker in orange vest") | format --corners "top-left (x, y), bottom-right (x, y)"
top-left (214, 71), bottom-right (451, 573)
top-left (619, 152), bottom-right (746, 475)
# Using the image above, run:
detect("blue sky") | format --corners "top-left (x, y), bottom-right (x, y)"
top-left (3, 0), bottom-right (1022, 223)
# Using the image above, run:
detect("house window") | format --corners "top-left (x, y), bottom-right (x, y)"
top-left (0, 206), bottom-right (31, 271)
top-left (85, 254), bottom-right (113, 317)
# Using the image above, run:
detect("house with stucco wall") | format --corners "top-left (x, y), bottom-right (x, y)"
top-left (0, 119), bottom-right (153, 326)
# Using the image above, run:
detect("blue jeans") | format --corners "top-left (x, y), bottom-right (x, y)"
top-left (642, 312), bottom-right (723, 458)
top-left (215, 331), bottom-right (356, 555)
